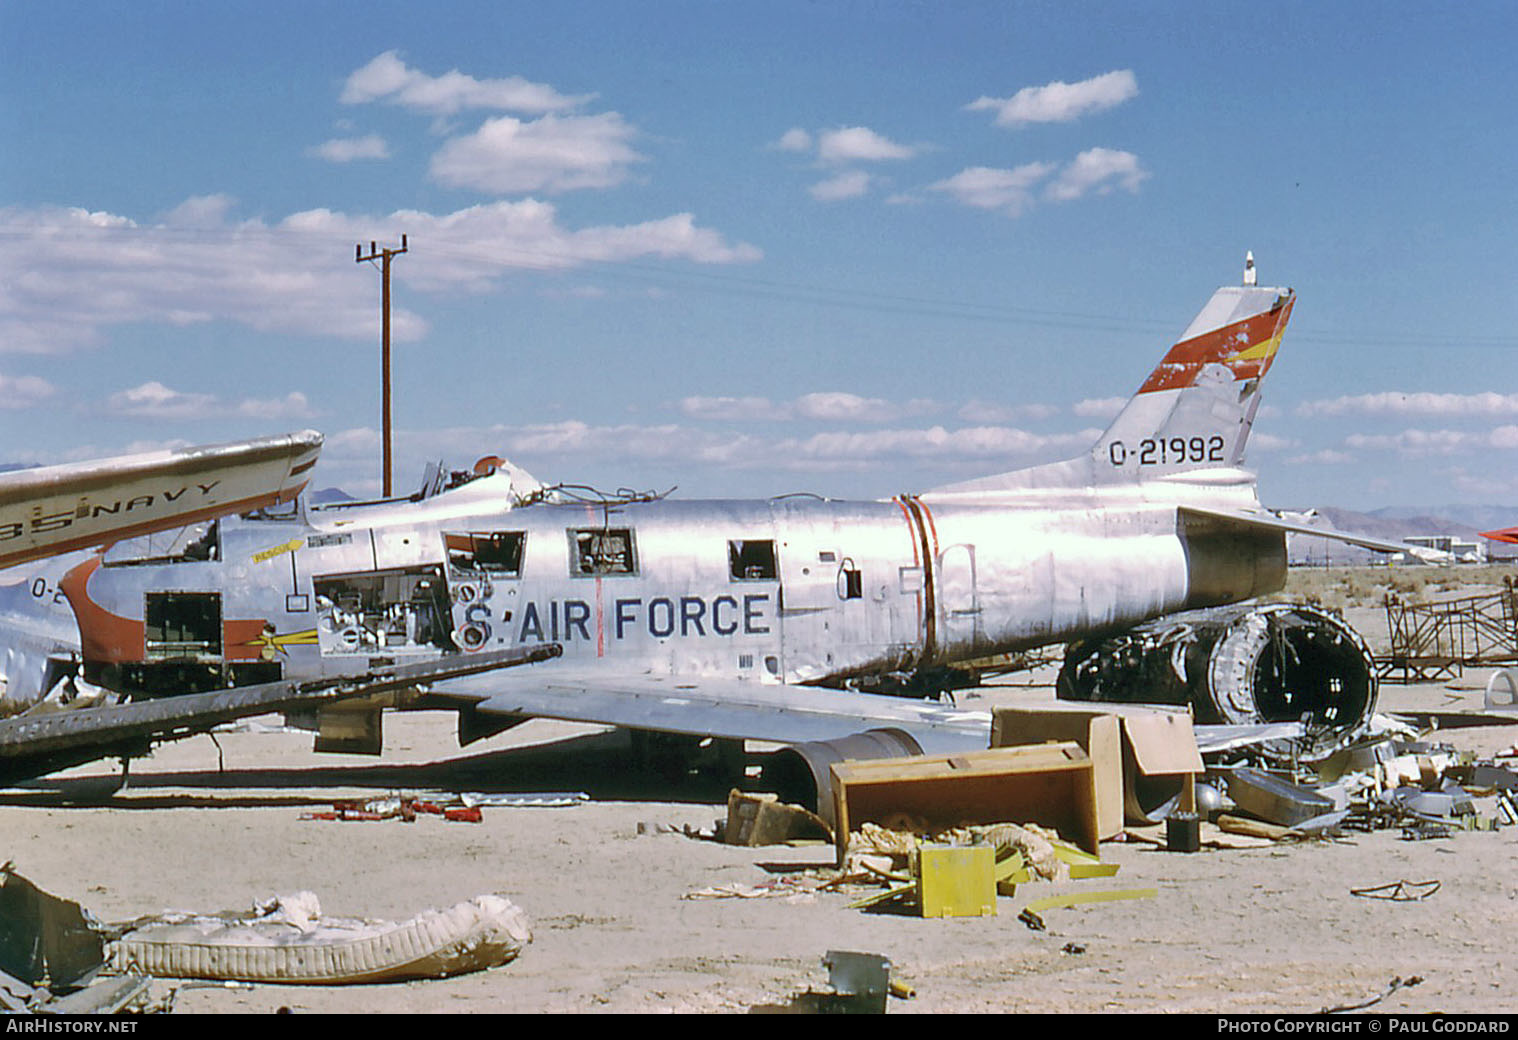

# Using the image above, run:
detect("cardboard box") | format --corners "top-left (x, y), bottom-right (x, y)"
top-left (991, 708), bottom-right (1123, 839)
top-left (992, 705), bottom-right (1203, 828)
top-left (829, 741), bottom-right (1099, 865)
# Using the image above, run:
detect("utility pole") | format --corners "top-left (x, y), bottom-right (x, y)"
top-left (355, 234), bottom-right (408, 497)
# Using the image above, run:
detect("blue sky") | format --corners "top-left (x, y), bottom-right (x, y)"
top-left (2, 1), bottom-right (1515, 510)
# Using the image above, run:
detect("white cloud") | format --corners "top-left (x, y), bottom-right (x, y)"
top-left (793, 392), bottom-right (894, 422)
top-left (931, 151), bottom-right (1147, 217)
top-left (341, 51), bottom-right (593, 116)
top-left (679, 396), bottom-right (777, 421)
top-left (777, 125), bottom-right (918, 202)
top-left (809, 171), bottom-right (872, 201)
top-left (1345, 426), bottom-right (1518, 455)
top-left (0, 199), bottom-right (759, 353)
top-left (106, 382), bottom-right (316, 421)
top-left (1073, 396), bottom-right (1126, 418)
top-left (108, 381), bottom-right (216, 419)
top-left (1298, 391), bottom-right (1518, 417)
top-left (1247, 433), bottom-right (1297, 452)
top-left (816, 127), bottom-right (916, 164)
top-left (320, 419), bottom-right (1098, 485)
top-left (429, 112), bottom-right (645, 195)
top-left (967, 70), bottom-right (1138, 128)
top-left (0, 373), bottom-right (55, 409)
top-left (163, 194), bottom-right (237, 227)
top-left (681, 392), bottom-right (937, 424)
top-left (959, 400), bottom-right (1060, 423)
top-left (1045, 148), bottom-right (1148, 201)
top-left (1285, 449), bottom-right (1356, 465)
top-left (774, 128), bottom-right (812, 152)
top-left (928, 163), bottom-right (1057, 216)
top-left (781, 425), bottom-right (1094, 464)
top-left (236, 391), bottom-right (315, 420)
top-left (309, 135), bottom-right (391, 163)
top-left (1450, 467), bottom-right (1518, 500)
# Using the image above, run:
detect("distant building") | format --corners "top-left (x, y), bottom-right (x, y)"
top-left (1404, 535), bottom-right (1486, 563)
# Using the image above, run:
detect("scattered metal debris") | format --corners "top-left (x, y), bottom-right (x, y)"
top-left (1322, 974), bottom-right (1424, 1014)
top-left (819, 950), bottom-right (892, 1014)
top-left (1381, 581), bottom-right (1518, 682)
top-left (1018, 908), bottom-right (1047, 931)
top-left (0, 864), bottom-right (160, 1015)
top-left (1350, 879), bottom-right (1441, 901)
top-left (297, 790), bottom-right (585, 824)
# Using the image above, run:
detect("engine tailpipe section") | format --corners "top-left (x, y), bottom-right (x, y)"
top-left (759, 728), bottom-right (924, 829)
top-left (1057, 602), bottom-right (1376, 762)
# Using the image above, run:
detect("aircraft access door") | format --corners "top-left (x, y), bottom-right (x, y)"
top-left (769, 498), bottom-right (919, 682)
top-left (937, 543), bottom-right (984, 655)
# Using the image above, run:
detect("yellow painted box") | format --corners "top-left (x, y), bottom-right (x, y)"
top-left (917, 845), bottom-right (997, 919)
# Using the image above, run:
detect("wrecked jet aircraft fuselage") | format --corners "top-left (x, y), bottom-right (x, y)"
top-left (43, 274), bottom-right (1397, 785)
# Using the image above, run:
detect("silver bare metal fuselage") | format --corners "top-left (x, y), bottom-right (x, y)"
top-left (69, 471), bottom-right (1285, 694)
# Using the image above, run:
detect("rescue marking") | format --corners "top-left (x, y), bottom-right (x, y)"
top-left (252, 538), bottom-right (305, 564)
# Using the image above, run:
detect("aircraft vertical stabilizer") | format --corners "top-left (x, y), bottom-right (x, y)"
top-left (928, 280), bottom-right (1294, 497)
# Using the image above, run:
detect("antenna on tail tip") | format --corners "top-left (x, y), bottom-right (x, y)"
top-left (1243, 251), bottom-right (1257, 286)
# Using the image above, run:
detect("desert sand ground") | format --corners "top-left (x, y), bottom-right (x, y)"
top-left (2, 567), bottom-right (1516, 1015)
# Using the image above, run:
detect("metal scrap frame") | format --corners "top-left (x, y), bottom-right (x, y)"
top-left (1378, 580), bottom-right (1518, 682)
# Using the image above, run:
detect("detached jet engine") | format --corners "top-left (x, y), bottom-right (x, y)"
top-left (1057, 601), bottom-right (1377, 760)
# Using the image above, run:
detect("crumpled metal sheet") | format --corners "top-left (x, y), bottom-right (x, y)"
top-left (0, 865), bottom-right (104, 990)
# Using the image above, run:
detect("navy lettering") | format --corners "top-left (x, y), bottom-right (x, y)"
top-left (564, 600), bottom-right (592, 641)
top-left (712, 595), bottom-right (739, 635)
top-left (32, 510), bottom-right (74, 533)
top-left (518, 602), bottom-right (544, 642)
top-left (126, 495), bottom-right (154, 510)
top-left (162, 488), bottom-right (187, 502)
top-left (515, 594), bottom-right (777, 643)
top-left (464, 603), bottom-right (493, 644)
top-left (615, 599), bottom-right (639, 639)
top-left (680, 596), bottom-right (707, 636)
top-left (648, 597), bottom-right (676, 638)
top-left (197, 481), bottom-right (220, 495)
top-left (91, 502), bottom-right (120, 517)
top-left (744, 594), bottom-right (770, 634)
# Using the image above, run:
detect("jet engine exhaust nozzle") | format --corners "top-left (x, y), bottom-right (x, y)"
top-left (1056, 602), bottom-right (1377, 762)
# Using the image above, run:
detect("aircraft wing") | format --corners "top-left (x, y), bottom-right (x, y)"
top-left (1178, 506), bottom-right (1448, 560)
top-left (431, 669), bottom-right (994, 755)
top-left (0, 431), bottom-right (322, 569)
top-left (430, 668), bottom-right (1308, 759)
top-left (0, 644), bottom-right (560, 784)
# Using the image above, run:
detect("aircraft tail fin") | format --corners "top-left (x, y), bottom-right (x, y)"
top-left (927, 278), bottom-right (1294, 497)
top-left (1091, 283), bottom-right (1294, 480)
